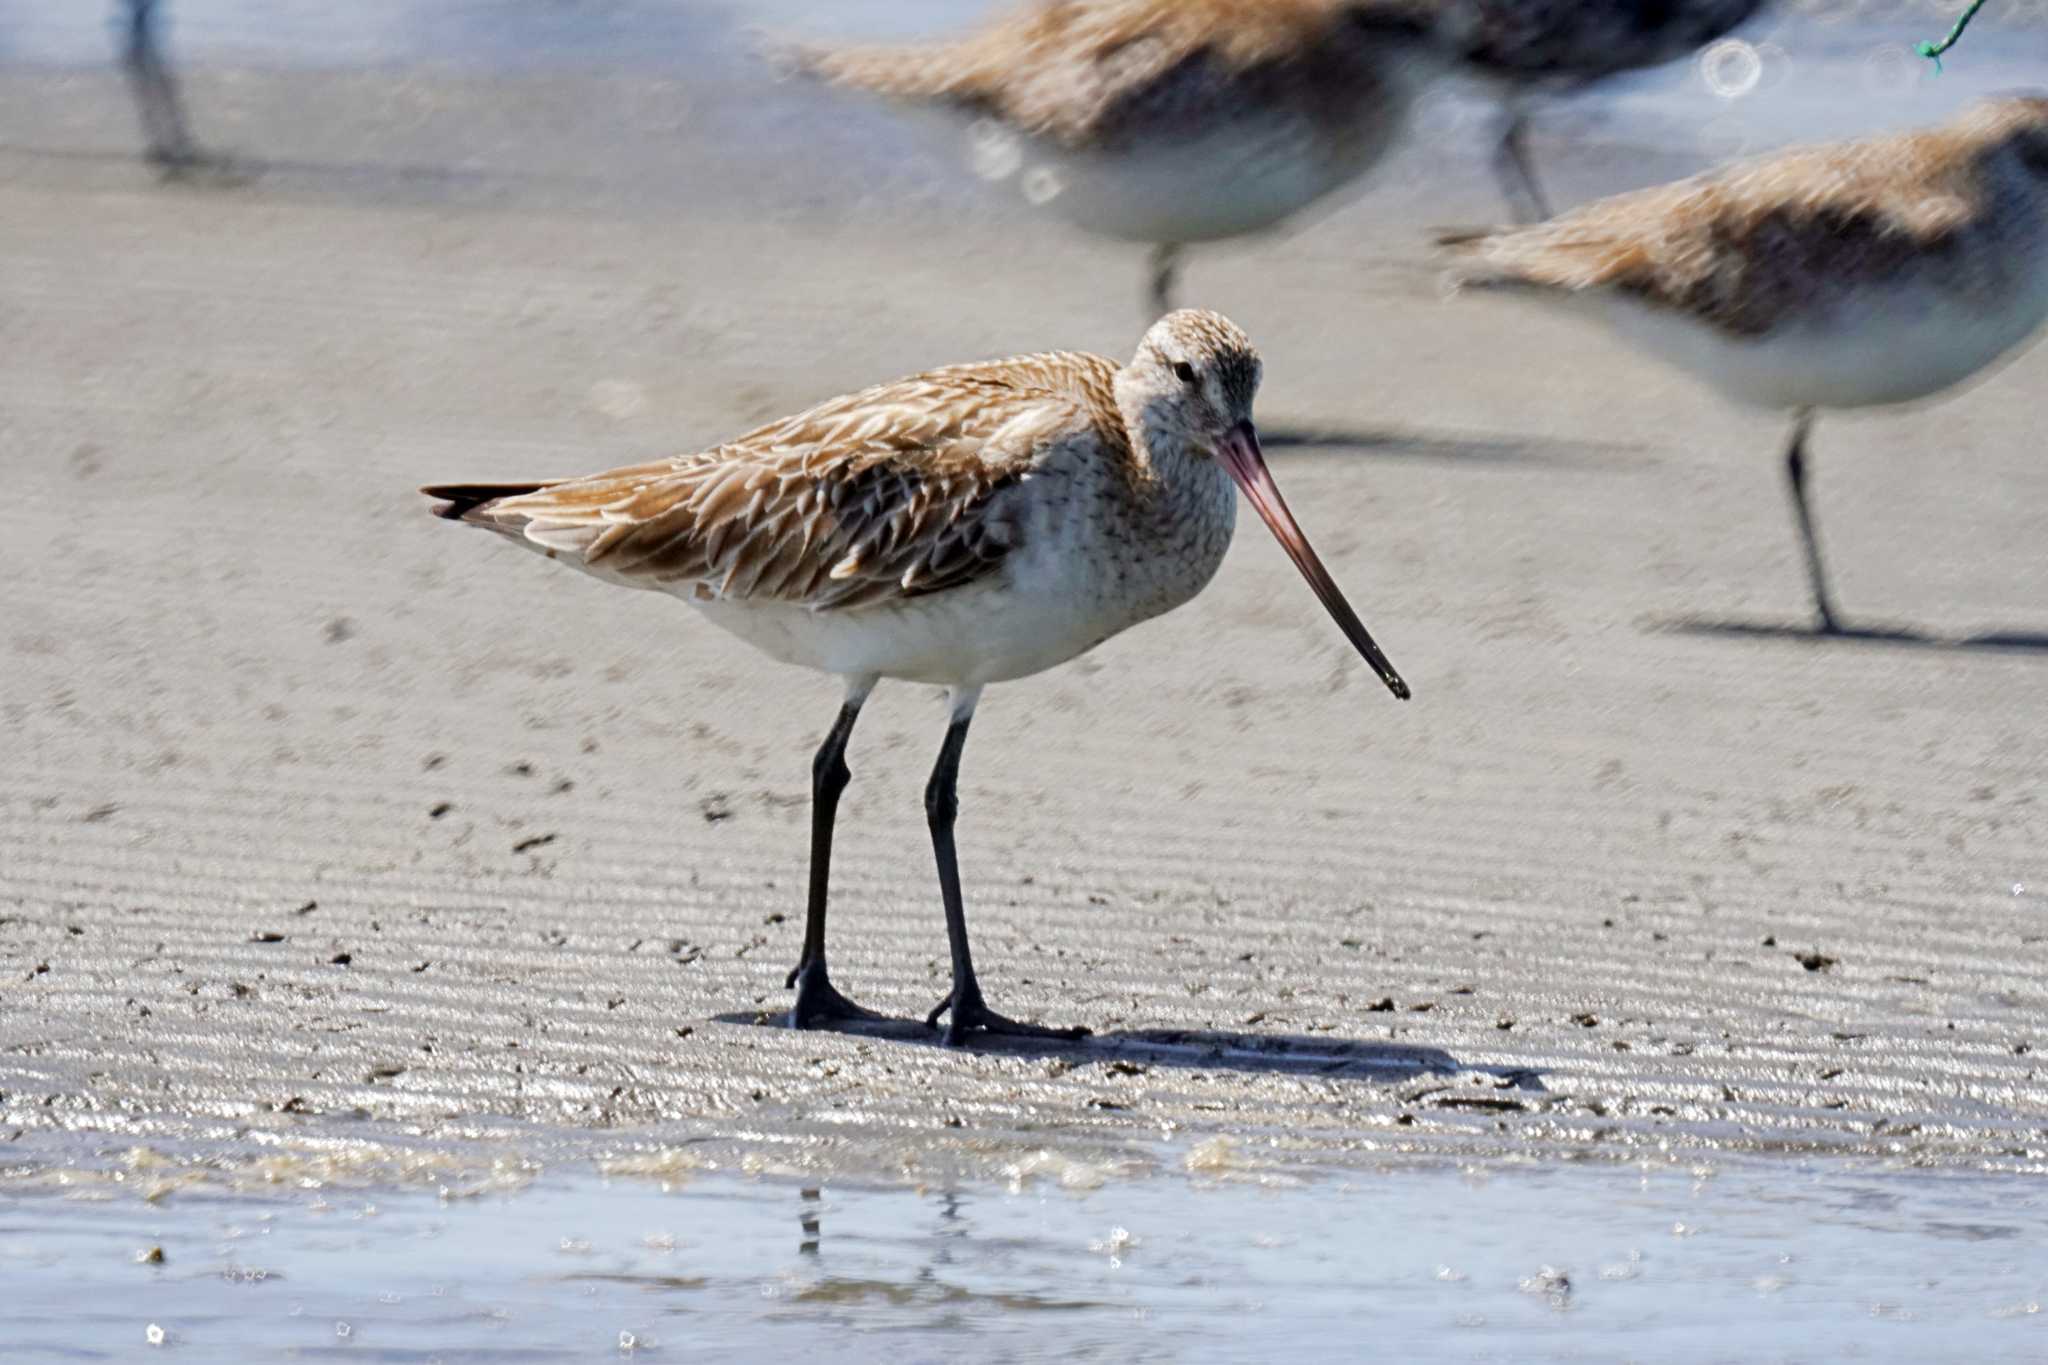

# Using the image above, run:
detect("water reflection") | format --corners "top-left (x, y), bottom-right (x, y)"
top-left (799, 1184), bottom-right (821, 1256)
top-left (2, 1155), bottom-right (2046, 1359)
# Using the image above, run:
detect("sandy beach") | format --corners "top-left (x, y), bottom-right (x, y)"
top-left (4, 6), bottom-right (2047, 1194)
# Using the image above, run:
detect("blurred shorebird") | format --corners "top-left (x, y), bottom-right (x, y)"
top-left (1411, 0), bottom-right (1768, 221)
top-left (423, 310), bottom-right (1409, 1044)
top-left (782, 0), bottom-right (1435, 313)
top-left (1441, 95), bottom-right (2048, 631)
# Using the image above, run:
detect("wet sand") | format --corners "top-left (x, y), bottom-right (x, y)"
top-left (4, 11), bottom-right (2048, 1191)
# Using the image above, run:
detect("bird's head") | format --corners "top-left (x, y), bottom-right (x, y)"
top-left (1122, 308), bottom-right (1263, 456)
top-left (1119, 309), bottom-right (1409, 702)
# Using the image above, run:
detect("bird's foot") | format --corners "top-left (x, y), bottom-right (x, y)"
top-left (926, 986), bottom-right (1089, 1047)
top-left (148, 144), bottom-right (251, 186)
top-left (786, 959), bottom-right (883, 1028)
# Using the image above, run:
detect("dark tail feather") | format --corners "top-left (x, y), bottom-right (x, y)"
top-left (420, 482), bottom-right (548, 521)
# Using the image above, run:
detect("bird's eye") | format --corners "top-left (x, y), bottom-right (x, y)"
top-left (1172, 361), bottom-right (1197, 385)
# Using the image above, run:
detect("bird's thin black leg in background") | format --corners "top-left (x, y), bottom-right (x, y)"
top-left (120, 0), bottom-right (203, 172)
top-left (922, 691), bottom-right (1089, 1047)
top-left (1148, 243), bottom-right (1181, 317)
top-left (785, 688), bottom-right (882, 1027)
top-left (1781, 410), bottom-right (1844, 634)
top-left (1494, 110), bottom-right (1554, 223)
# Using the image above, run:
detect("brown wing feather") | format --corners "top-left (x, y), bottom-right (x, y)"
top-left (447, 353), bottom-right (1124, 611)
top-left (782, 0), bottom-right (1405, 147)
top-left (1440, 97), bottom-right (2048, 335)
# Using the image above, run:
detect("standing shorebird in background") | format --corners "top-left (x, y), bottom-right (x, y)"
top-left (782, 0), bottom-right (1434, 314)
top-left (1410, 0), bottom-right (1768, 221)
top-left (1441, 95), bottom-right (2048, 631)
top-left (422, 311), bottom-right (1409, 1044)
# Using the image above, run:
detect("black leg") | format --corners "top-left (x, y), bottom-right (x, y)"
top-left (120, 1), bottom-right (246, 184)
top-left (1781, 411), bottom-right (1844, 633)
top-left (1147, 243), bottom-right (1181, 317)
top-left (921, 704), bottom-right (1088, 1046)
top-left (1493, 111), bottom-right (1553, 224)
top-left (121, 0), bottom-right (200, 170)
top-left (785, 696), bottom-right (881, 1027)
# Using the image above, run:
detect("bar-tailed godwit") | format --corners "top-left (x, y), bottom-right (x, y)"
top-left (1441, 95), bottom-right (2048, 630)
top-left (423, 310), bottom-right (1408, 1044)
top-left (783, 0), bottom-right (1431, 313)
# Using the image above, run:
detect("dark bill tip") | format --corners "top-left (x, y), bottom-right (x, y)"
top-left (1216, 422), bottom-right (1411, 702)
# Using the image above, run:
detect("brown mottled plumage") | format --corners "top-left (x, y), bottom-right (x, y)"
top-left (1441, 96), bottom-right (2048, 633)
top-left (781, 0), bottom-right (1430, 311)
top-left (1442, 95), bottom-right (2048, 337)
top-left (785, 0), bottom-right (1766, 234)
top-left (432, 354), bottom-right (1124, 611)
top-left (423, 311), bottom-right (1407, 1044)
top-left (784, 0), bottom-right (1404, 149)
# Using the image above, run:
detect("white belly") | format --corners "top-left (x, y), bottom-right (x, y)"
top-left (691, 577), bottom-right (1108, 687)
top-left (1034, 114), bottom-right (1390, 244)
top-left (986, 59), bottom-right (1421, 247)
top-left (687, 474), bottom-right (1238, 688)
top-left (1594, 264), bottom-right (2048, 411)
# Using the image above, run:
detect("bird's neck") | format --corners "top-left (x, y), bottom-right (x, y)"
top-left (1109, 376), bottom-right (1236, 536)
top-left (1109, 409), bottom-right (1232, 561)
top-left (1115, 378), bottom-right (1195, 469)
top-left (1117, 407), bottom-right (1192, 491)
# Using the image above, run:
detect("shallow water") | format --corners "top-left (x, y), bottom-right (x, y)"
top-left (4, 1157), bottom-right (2043, 1361)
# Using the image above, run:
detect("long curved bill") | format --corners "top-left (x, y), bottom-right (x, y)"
top-left (1217, 421), bottom-right (1410, 701)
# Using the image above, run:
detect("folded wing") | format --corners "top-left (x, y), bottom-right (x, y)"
top-left (1439, 125), bottom-right (1991, 335)
top-left (430, 357), bottom-right (1118, 611)
top-left (781, 0), bottom-right (1413, 147)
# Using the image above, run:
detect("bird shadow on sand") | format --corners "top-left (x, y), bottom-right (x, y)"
top-left (0, 142), bottom-right (254, 186)
top-left (0, 142), bottom-right (597, 202)
top-left (1260, 422), bottom-right (1641, 471)
top-left (717, 1010), bottom-right (1543, 1088)
top-left (1654, 616), bottom-right (2048, 656)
